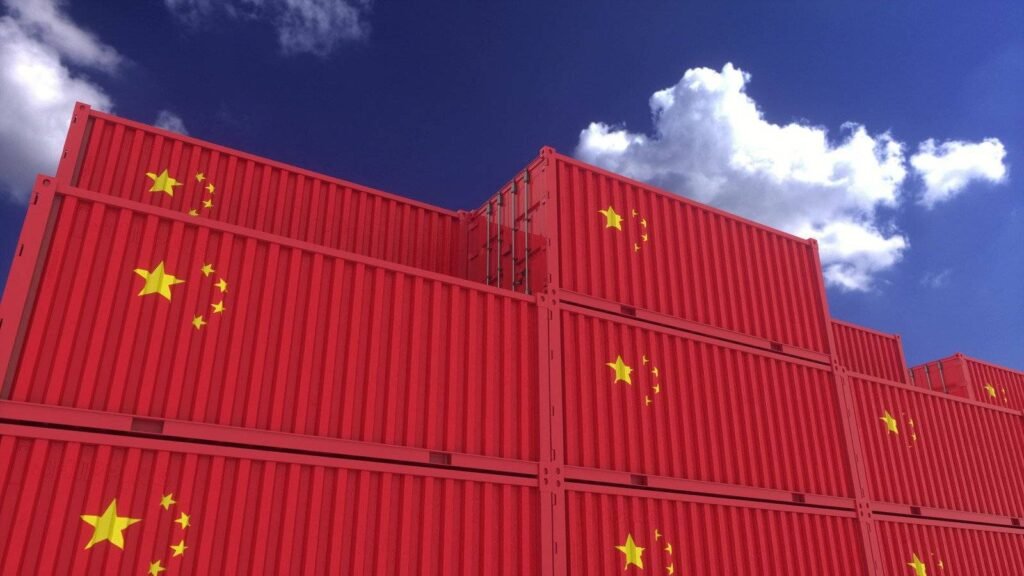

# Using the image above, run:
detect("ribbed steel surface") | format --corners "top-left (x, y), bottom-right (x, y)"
top-left (876, 518), bottom-right (1024, 575)
top-left (62, 104), bottom-right (463, 276)
top-left (565, 486), bottom-right (867, 575)
top-left (964, 356), bottom-right (1024, 411)
top-left (5, 187), bottom-right (538, 462)
top-left (553, 153), bottom-right (831, 356)
top-left (561, 307), bottom-right (853, 498)
top-left (831, 319), bottom-right (907, 383)
top-left (908, 356), bottom-right (971, 398)
top-left (851, 375), bottom-right (1024, 518)
top-left (0, 425), bottom-right (541, 575)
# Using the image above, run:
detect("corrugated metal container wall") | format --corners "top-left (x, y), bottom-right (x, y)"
top-left (4, 184), bottom-right (538, 462)
top-left (963, 355), bottom-right (1024, 412)
top-left (850, 374), bottom-right (1024, 518)
top-left (466, 149), bottom-right (832, 359)
top-left (0, 424), bottom-right (541, 575)
top-left (875, 518), bottom-right (1024, 575)
top-left (561, 306), bottom-right (853, 498)
top-left (908, 356), bottom-right (971, 398)
top-left (831, 319), bottom-right (907, 383)
top-left (565, 485), bottom-right (868, 575)
top-left (59, 103), bottom-right (464, 276)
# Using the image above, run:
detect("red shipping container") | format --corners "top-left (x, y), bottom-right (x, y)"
top-left (911, 353), bottom-right (1024, 411)
top-left (849, 373), bottom-right (1024, 520)
top-left (875, 516), bottom-right (1024, 575)
top-left (0, 423), bottom-right (542, 575)
top-left (559, 305), bottom-right (854, 501)
top-left (467, 148), bottom-right (832, 361)
top-left (831, 319), bottom-right (907, 383)
top-left (56, 103), bottom-right (464, 276)
top-left (1, 179), bottom-right (539, 463)
top-left (565, 483), bottom-right (868, 575)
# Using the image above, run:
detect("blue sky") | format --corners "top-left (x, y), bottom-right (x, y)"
top-left (0, 0), bottom-right (1021, 369)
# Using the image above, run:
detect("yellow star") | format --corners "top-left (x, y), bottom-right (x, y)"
top-left (641, 233), bottom-right (649, 242)
top-left (148, 560), bottom-right (166, 575)
top-left (192, 315), bottom-right (206, 330)
top-left (211, 301), bottom-right (225, 314)
top-left (196, 172), bottom-right (205, 182)
top-left (134, 262), bottom-right (185, 301)
top-left (615, 533), bottom-right (644, 570)
top-left (652, 383), bottom-right (661, 394)
top-left (202, 199), bottom-right (214, 209)
top-left (654, 529), bottom-right (661, 540)
top-left (599, 206), bottom-right (624, 230)
top-left (644, 395), bottom-right (652, 406)
top-left (170, 539), bottom-right (187, 557)
top-left (631, 209), bottom-right (638, 217)
top-left (215, 278), bottom-right (228, 293)
top-left (634, 243), bottom-right (641, 252)
top-left (205, 183), bottom-right (215, 194)
top-left (146, 169), bottom-right (181, 196)
top-left (200, 263), bottom-right (215, 277)
top-left (984, 383), bottom-right (997, 398)
top-left (908, 553), bottom-right (928, 576)
top-left (159, 493), bottom-right (176, 510)
top-left (175, 512), bottom-right (191, 529)
top-left (651, 366), bottom-right (660, 378)
top-left (80, 499), bottom-right (141, 550)
top-left (665, 542), bottom-right (673, 554)
top-left (880, 410), bottom-right (899, 435)
top-left (641, 217), bottom-right (648, 228)
top-left (667, 564), bottom-right (675, 575)
top-left (606, 356), bottom-right (633, 384)
top-left (642, 355), bottom-right (649, 365)
top-left (188, 209), bottom-right (199, 217)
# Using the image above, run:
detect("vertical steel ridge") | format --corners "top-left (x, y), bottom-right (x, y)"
top-left (832, 319), bottom-right (909, 384)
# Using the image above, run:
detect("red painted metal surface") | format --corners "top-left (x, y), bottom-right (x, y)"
top-left (831, 319), bottom-right (907, 383)
top-left (0, 423), bottom-right (541, 575)
top-left (849, 373), bottom-right (1024, 519)
top-left (912, 354), bottom-right (1024, 411)
top-left (467, 148), bottom-right (832, 359)
top-left (908, 355), bottom-right (973, 399)
top-left (565, 483), bottom-right (868, 575)
top-left (2, 181), bottom-right (539, 463)
top-left (875, 517), bottom-right (1024, 575)
top-left (560, 305), bottom-right (853, 499)
top-left (57, 103), bottom-right (464, 276)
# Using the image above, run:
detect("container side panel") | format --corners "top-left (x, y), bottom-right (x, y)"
top-left (852, 376), bottom-right (1024, 517)
top-left (876, 519), bottom-right (1024, 575)
top-left (831, 320), bottom-right (907, 383)
top-left (0, 430), bottom-right (541, 575)
top-left (6, 195), bottom-right (539, 461)
top-left (554, 158), bottom-right (830, 355)
top-left (561, 309), bottom-right (853, 498)
top-left (966, 357), bottom-right (1024, 411)
top-left (72, 113), bottom-right (462, 275)
top-left (565, 489), bottom-right (868, 575)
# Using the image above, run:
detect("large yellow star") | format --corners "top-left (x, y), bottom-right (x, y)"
top-left (606, 356), bottom-right (633, 385)
top-left (148, 560), bottom-right (166, 575)
top-left (599, 206), bottom-right (624, 230)
top-left (984, 383), bottom-right (997, 398)
top-left (907, 553), bottom-right (928, 576)
top-left (146, 169), bottom-right (181, 196)
top-left (615, 533), bottom-right (644, 570)
top-left (134, 262), bottom-right (184, 301)
top-left (880, 410), bottom-right (899, 435)
top-left (171, 539), bottom-right (187, 557)
top-left (80, 499), bottom-right (141, 550)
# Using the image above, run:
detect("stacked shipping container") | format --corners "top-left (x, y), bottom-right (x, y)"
top-left (1, 104), bottom-right (1022, 574)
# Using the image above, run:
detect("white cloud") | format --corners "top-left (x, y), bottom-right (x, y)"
top-left (577, 63), bottom-right (911, 291)
top-left (154, 110), bottom-right (188, 135)
top-left (911, 138), bottom-right (1007, 207)
top-left (0, 0), bottom-right (115, 202)
top-left (920, 269), bottom-right (952, 289)
top-left (164, 0), bottom-right (371, 56)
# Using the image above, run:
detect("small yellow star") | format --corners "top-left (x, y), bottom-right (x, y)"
top-left (654, 529), bottom-right (661, 540)
top-left (665, 542), bottom-right (673, 554)
top-left (170, 539), bottom-right (187, 557)
top-left (146, 169), bottom-right (181, 196)
top-left (159, 493), bottom-right (176, 510)
top-left (148, 560), bottom-right (166, 575)
top-left (984, 383), bottom-right (997, 398)
top-left (641, 217), bottom-right (648, 228)
top-left (599, 206), bottom-right (624, 230)
top-left (642, 355), bottom-right (649, 365)
top-left (615, 533), bottom-right (644, 570)
top-left (215, 278), bottom-right (228, 293)
top-left (651, 366), bottom-right (660, 378)
top-left (134, 262), bottom-right (185, 301)
top-left (880, 410), bottom-right (899, 435)
top-left (175, 512), bottom-right (191, 529)
top-left (202, 199), bottom-right (214, 209)
top-left (606, 356), bottom-right (633, 384)
top-left (641, 233), bottom-right (649, 242)
top-left (652, 383), bottom-right (661, 394)
top-left (200, 263), bottom-right (215, 277)
top-left (634, 243), bottom-right (641, 252)
top-left (188, 208), bottom-right (199, 217)
top-left (644, 395), bottom-right (652, 406)
top-left (908, 553), bottom-right (928, 576)
top-left (195, 172), bottom-right (205, 182)
top-left (205, 183), bottom-right (215, 194)
top-left (667, 564), bottom-right (675, 575)
top-left (211, 301), bottom-right (225, 314)
top-left (192, 315), bottom-right (206, 330)
top-left (80, 499), bottom-right (141, 550)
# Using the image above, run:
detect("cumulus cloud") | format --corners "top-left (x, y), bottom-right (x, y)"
top-left (164, 0), bottom-right (371, 56)
top-left (154, 110), bottom-right (188, 135)
top-left (576, 63), bottom-right (1005, 291)
top-left (0, 0), bottom-right (115, 202)
top-left (911, 138), bottom-right (1007, 207)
